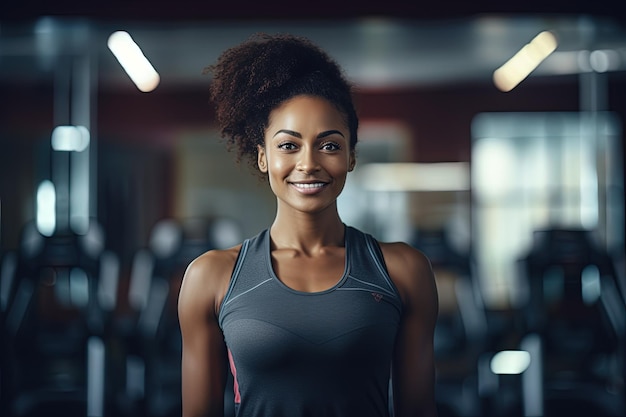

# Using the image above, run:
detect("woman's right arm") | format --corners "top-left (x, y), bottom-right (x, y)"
top-left (178, 249), bottom-right (236, 417)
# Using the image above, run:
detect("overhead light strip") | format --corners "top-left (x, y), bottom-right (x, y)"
top-left (107, 31), bottom-right (160, 92)
top-left (493, 31), bottom-right (558, 92)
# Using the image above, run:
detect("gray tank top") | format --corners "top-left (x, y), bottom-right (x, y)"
top-left (218, 225), bottom-right (403, 417)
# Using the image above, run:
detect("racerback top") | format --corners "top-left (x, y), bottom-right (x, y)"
top-left (218, 225), bottom-right (403, 417)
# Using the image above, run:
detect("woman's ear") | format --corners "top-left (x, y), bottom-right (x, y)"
top-left (257, 144), bottom-right (268, 173)
top-left (348, 150), bottom-right (356, 172)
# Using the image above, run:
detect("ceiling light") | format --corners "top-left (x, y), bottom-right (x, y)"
top-left (107, 31), bottom-right (160, 92)
top-left (493, 31), bottom-right (558, 92)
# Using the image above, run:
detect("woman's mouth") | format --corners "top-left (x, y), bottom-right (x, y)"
top-left (290, 182), bottom-right (328, 194)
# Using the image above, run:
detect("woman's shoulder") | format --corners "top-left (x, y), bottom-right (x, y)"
top-left (378, 240), bottom-right (430, 267)
top-left (187, 244), bottom-right (243, 277)
top-left (377, 239), bottom-right (436, 307)
top-left (178, 244), bottom-right (243, 316)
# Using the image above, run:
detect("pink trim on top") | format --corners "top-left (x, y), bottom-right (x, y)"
top-left (228, 349), bottom-right (241, 404)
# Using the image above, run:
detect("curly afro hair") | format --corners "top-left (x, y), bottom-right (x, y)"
top-left (204, 32), bottom-right (359, 178)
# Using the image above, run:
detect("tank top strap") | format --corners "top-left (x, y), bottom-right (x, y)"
top-left (219, 229), bottom-right (270, 320)
top-left (344, 226), bottom-right (403, 311)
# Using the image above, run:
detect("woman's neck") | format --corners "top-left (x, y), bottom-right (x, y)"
top-left (269, 206), bottom-right (345, 253)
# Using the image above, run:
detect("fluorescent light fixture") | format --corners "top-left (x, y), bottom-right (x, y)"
top-left (490, 350), bottom-right (531, 375)
top-left (51, 125), bottom-right (90, 152)
top-left (107, 31), bottom-right (160, 92)
top-left (359, 162), bottom-right (470, 192)
top-left (493, 31), bottom-right (558, 92)
top-left (36, 180), bottom-right (56, 237)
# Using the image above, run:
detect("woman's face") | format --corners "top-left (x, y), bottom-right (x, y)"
top-left (258, 95), bottom-right (355, 215)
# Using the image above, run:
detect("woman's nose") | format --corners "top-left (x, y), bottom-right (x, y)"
top-left (296, 148), bottom-right (320, 173)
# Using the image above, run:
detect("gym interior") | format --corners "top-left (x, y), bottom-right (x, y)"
top-left (1, 2), bottom-right (625, 416)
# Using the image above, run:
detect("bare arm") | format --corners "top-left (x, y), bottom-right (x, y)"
top-left (178, 249), bottom-right (237, 417)
top-left (382, 242), bottom-right (439, 417)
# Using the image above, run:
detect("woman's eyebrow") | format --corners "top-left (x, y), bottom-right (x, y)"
top-left (273, 129), bottom-right (301, 138)
top-left (272, 129), bottom-right (345, 139)
top-left (318, 130), bottom-right (345, 139)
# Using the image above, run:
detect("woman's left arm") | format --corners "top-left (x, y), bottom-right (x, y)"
top-left (381, 242), bottom-right (439, 417)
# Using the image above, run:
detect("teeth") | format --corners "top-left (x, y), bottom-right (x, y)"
top-left (293, 183), bottom-right (325, 189)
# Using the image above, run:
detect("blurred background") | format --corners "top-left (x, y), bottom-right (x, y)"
top-left (1, 1), bottom-right (625, 416)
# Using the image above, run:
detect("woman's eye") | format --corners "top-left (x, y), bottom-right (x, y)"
top-left (278, 142), bottom-right (297, 151)
top-left (321, 142), bottom-right (340, 151)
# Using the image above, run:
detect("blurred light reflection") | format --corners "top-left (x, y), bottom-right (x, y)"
top-left (51, 125), bottom-right (90, 152)
top-left (36, 180), bottom-right (56, 237)
top-left (490, 350), bottom-right (531, 374)
top-left (359, 162), bottom-right (470, 192)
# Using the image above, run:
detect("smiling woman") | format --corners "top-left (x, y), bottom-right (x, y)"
top-left (258, 95), bottom-right (355, 215)
top-left (177, 33), bottom-right (439, 417)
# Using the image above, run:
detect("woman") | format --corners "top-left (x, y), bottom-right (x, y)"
top-left (178, 33), bottom-right (439, 417)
